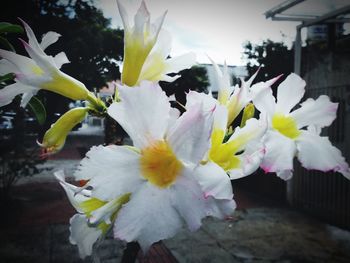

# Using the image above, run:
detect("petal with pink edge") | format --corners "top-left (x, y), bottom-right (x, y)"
top-left (167, 101), bottom-right (213, 165)
top-left (261, 130), bottom-right (296, 174)
top-left (290, 95), bottom-right (338, 129)
top-left (296, 131), bottom-right (350, 179)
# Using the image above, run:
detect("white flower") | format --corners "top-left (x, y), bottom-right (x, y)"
top-left (0, 19), bottom-right (89, 107)
top-left (253, 73), bottom-right (350, 180)
top-left (117, 0), bottom-right (195, 87)
top-left (209, 58), bottom-right (279, 126)
top-left (54, 171), bottom-right (130, 258)
top-left (71, 81), bottom-right (235, 252)
top-left (186, 91), bottom-right (267, 180)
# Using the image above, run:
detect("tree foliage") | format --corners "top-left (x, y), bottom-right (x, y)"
top-left (243, 40), bottom-right (293, 85)
top-left (161, 65), bottom-right (210, 107)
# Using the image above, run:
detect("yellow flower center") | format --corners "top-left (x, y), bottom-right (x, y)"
top-left (209, 129), bottom-right (241, 171)
top-left (140, 140), bottom-right (183, 188)
top-left (272, 113), bottom-right (300, 139)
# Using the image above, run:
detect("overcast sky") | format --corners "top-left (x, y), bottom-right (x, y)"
top-left (95, 0), bottom-right (301, 66)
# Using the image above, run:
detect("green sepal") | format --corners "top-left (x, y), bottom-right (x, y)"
top-left (27, 96), bottom-right (47, 125)
top-left (0, 22), bottom-right (24, 34)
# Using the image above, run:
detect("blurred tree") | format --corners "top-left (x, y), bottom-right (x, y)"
top-left (243, 40), bottom-right (293, 87)
top-left (161, 65), bottom-right (210, 108)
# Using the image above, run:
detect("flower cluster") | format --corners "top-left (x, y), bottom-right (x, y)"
top-left (0, 0), bottom-right (349, 259)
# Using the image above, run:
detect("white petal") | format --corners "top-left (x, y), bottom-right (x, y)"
top-left (277, 170), bottom-right (293, 180)
top-left (164, 52), bottom-right (196, 75)
top-left (0, 82), bottom-right (37, 107)
top-left (0, 48), bottom-right (38, 75)
top-left (134, 0), bottom-right (150, 36)
top-left (261, 130), bottom-right (296, 173)
top-left (75, 145), bottom-right (143, 200)
top-left (114, 183), bottom-right (182, 252)
top-left (186, 90), bottom-right (217, 110)
top-left (213, 104), bottom-right (228, 132)
top-left (251, 81), bottom-right (276, 118)
top-left (116, 0), bottom-right (130, 31)
top-left (69, 214), bottom-right (102, 259)
top-left (20, 39), bottom-right (56, 71)
top-left (166, 107), bottom-right (180, 133)
top-left (40, 31), bottom-right (61, 50)
top-left (0, 59), bottom-right (17, 74)
top-left (194, 161), bottom-right (233, 200)
top-left (20, 89), bottom-right (38, 107)
top-left (204, 197), bottom-right (236, 219)
top-left (19, 18), bottom-right (46, 57)
top-left (107, 82), bottom-right (171, 148)
top-left (54, 171), bottom-right (90, 213)
top-left (228, 118), bottom-right (267, 153)
top-left (229, 139), bottom-right (265, 180)
top-left (167, 101), bottom-right (213, 165)
top-left (290, 95), bottom-right (338, 129)
top-left (296, 131), bottom-right (350, 179)
top-left (275, 73), bottom-right (306, 114)
top-left (171, 173), bottom-right (207, 231)
top-left (207, 57), bottom-right (233, 105)
top-left (53, 52), bottom-right (70, 69)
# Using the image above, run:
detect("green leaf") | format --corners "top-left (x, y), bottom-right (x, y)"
top-left (0, 73), bottom-right (15, 83)
top-left (0, 22), bottom-right (24, 34)
top-left (27, 96), bottom-right (46, 125)
top-left (0, 35), bottom-right (15, 51)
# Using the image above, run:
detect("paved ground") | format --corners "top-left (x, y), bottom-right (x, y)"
top-left (1, 125), bottom-right (350, 262)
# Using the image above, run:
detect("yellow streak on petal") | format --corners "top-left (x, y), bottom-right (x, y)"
top-left (122, 33), bottom-right (155, 86)
top-left (227, 96), bottom-right (240, 126)
top-left (138, 53), bottom-right (166, 82)
top-left (80, 198), bottom-right (107, 217)
top-left (209, 128), bottom-right (241, 171)
top-left (31, 65), bottom-right (44, 75)
top-left (140, 140), bottom-right (182, 188)
top-left (272, 113), bottom-right (300, 139)
top-left (40, 71), bottom-right (88, 100)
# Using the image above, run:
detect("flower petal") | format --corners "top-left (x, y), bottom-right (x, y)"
top-left (54, 170), bottom-right (90, 213)
top-left (108, 82), bottom-right (171, 148)
top-left (275, 73), bottom-right (306, 114)
top-left (0, 48), bottom-right (38, 75)
top-left (194, 161), bottom-right (233, 200)
top-left (296, 131), bottom-right (350, 179)
top-left (167, 101), bottom-right (213, 165)
top-left (114, 183), bottom-right (182, 252)
top-left (251, 82), bottom-right (276, 119)
top-left (19, 18), bottom-right (46, 57)
top-left (75, 145), bottom-right (143, 200)
top-left (290, 95), bottom-right (338, 129)
top-left (53, 52), bottom-right (70, 69)
top-left (0, 59), bottom-right (17, 75)
top-left (20, 38), bottom-right (56, 71)
top-left (227, 118), bottom-right (267, 153)
top-left (261, 130), bottom-right (296, 174)
top-left (171, 172), bottom-right (207, 231)
top-left (40, 31), bottom-right (61, 50)
top-left (69, 214), bottom-right (102, 259)
top-left (229, 139), bottom-right (265, 180)
top-left (0, 82), bottom-right (37, 107)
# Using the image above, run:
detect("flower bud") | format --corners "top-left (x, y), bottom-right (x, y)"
top-left (40, 107), bottom-right (88, 155)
